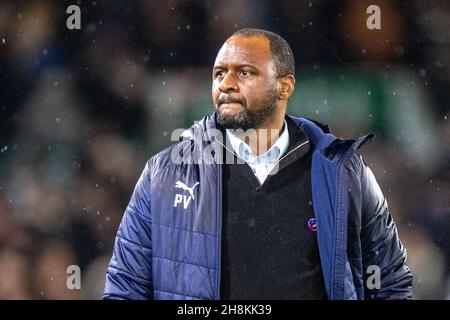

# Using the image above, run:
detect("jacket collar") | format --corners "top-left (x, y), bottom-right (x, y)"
top-left (184, 112), bottom-right (339, 154)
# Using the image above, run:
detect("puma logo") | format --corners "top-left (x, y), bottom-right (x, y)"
top-left (175, 181), bottom-right (199, 199)
top-left (174, 181), bottom-right (199, 209)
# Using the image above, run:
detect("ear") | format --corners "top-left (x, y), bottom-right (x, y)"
top-left (278, 75), bottom-right (295, 100)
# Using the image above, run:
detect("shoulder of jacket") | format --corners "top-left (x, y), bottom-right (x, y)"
top-left (150, 139), bottom-right (193, 167)
top-left (344, 152), bottom-right (366, 177)
top-left (343, 132), bottom-right (376, 177)
top-left (333, 132), bottom-right (375, 175)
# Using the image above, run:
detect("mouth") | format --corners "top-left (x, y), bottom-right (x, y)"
top-left (218, 102), bottom-right (244, 113)
top-left (219, 101), bottom-right (244, 109)
top-left (221, 102), bottom-right (242, 107)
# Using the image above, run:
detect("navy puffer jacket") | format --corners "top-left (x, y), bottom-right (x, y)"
top-left (103, 113), bottom-right (413, 300)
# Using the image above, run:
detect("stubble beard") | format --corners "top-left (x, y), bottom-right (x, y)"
top-left (216, 88), bottom-right (279, 131)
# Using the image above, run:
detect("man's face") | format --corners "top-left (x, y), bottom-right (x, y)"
top-left (212, 35), bottom-right (280, 130)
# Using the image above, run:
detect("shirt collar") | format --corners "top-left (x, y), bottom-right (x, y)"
top-left (225, 120), bottom-right (290, 164)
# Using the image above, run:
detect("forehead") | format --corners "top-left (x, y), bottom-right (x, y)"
top-left (214, 35), bottom-right (273, 68)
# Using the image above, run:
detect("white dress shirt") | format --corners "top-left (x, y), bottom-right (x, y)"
top-left (226, 120), bottom-right (290, 185)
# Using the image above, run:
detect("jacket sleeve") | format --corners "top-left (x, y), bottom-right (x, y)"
top-left (103, 159), bottom-right (153, 300)
top-left (357, 154), bottom-right (413, 299)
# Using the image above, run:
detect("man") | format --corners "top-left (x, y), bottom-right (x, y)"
top-left (103, 28), bottom-right (413, 300)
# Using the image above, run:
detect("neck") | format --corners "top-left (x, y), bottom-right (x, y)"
top-left (237, 111), bottom-right (286, 156)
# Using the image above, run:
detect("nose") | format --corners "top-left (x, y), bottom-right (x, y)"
top-left (218, 72), bottom-right (239, 94)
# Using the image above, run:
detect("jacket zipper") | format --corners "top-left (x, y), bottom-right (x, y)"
top-left (332, 144), bottom-right (358, 299)
top-left (215, 143), bottom-right (223, 300)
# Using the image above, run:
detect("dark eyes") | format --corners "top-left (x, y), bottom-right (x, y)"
top-left (215, 70), bottom-right (226, 78)
top-left (239, 69), bottom-right (250, 77)
top-left (214, 69), bottom-right (253, 79)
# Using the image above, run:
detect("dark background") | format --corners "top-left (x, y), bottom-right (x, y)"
top-left (0, 0), bottom-right (448, 299)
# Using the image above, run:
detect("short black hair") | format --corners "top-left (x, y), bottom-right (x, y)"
top-left (231, 28), bottom-right (295, 77)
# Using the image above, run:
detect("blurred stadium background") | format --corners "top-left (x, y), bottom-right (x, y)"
top-left (0, 0), bottom-right (449, 299)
